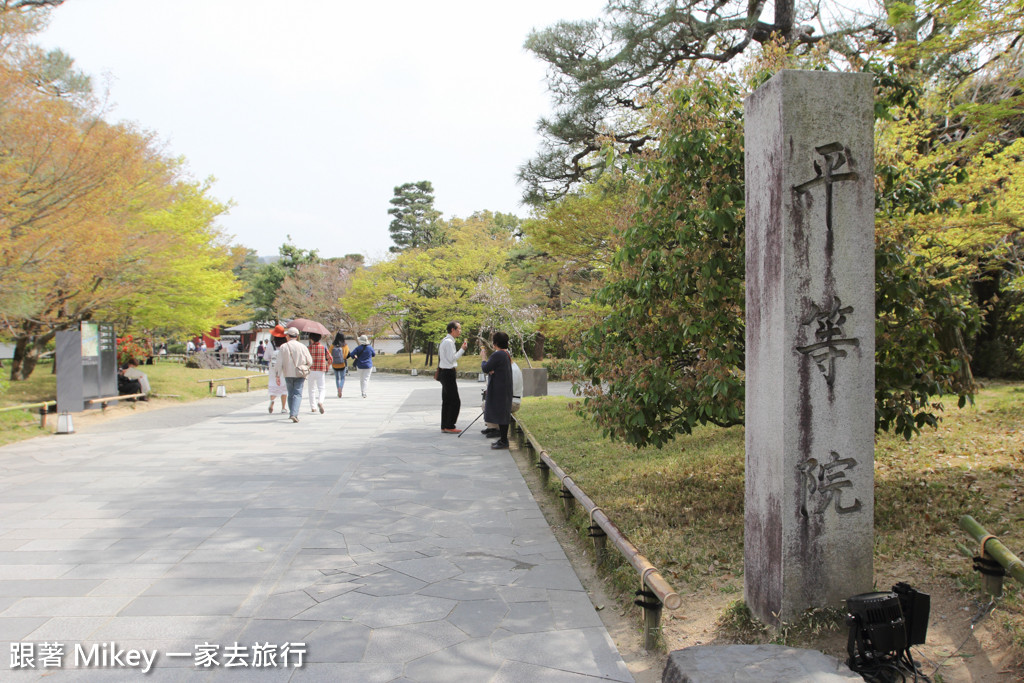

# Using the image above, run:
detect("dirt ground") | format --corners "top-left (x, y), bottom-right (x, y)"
top-left (509, 445), bottom-right (1022, 683)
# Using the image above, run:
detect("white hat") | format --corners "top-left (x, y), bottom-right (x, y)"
top-left (285, 327), bottom-right (300, 337)
top-left (357, 335), bottom-right (369, 345)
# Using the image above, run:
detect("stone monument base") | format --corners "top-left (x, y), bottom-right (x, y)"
top-left (663, 644), bottom-right (860, 683)
top-left (186, 354), bottom-right (223, 370)
top-left (520, 367), bottom-right (548, 396)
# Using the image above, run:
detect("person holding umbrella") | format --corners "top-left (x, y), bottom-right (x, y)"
top-left (272, 326), bottom-right (313, 422)
top-left (306, 332), bottom-right (329, 413)
top-left (347, 335), bottom-right (376, 398)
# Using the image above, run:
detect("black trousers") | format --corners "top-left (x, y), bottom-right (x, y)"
top-left (439, 368), bottom-right (460, 429)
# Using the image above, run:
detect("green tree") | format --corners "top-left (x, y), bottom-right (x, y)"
top-left (573, 44), bottom-right (1020, 446)
top-left (242, 239), bottom-right (319, 323)
top-left (470, 274), bottom-right (541, 365)
top-left (345, 214), bottom-right (514, 359)
top-left (574, 70), bottom-right (746, 447)
top-left (275, 255), bottom-right (362, 334)
top-left (387, 181), bottom-right (443, 252)
top-left (515, 175), bottom-right (626, 355)
top-left (519, 0), bottom-right (884, 202)
top-left (0, 5), bottom-right (246, 379)
top-left (96, 179), bottom-right (243, 336)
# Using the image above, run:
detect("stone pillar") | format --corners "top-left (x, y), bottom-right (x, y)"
top-left (744, 70), bottom-right (875, 625)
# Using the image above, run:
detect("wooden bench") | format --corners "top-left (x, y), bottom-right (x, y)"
top-left (196, 374), bottom-right (264, 394)
top-left (84, 394), bottom-right (148, 411)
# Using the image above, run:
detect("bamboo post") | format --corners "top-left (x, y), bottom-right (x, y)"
top-left (589, 524), bottom-right (609, 564)
top-left (561, 485), bottom-right (576, 518)
top-left (960, 515), bottom-right (1024, 595)
top-left (515, 415), bottom-right (682, 616)
top-left (537, 459), bottom-right (550, 486)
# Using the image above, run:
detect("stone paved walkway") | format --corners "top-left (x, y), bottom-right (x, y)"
top-left (0, 375), bottom-right (632, 681)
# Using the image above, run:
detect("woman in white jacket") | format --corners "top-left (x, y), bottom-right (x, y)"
top-left (265, 326), bottom-right (288, 414)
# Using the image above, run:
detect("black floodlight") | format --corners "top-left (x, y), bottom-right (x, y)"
top-left (847, 591), bottom-right (907, 654)
top-left (893, 582), bottom-right (930, 646)
top-left (846, 584), bottom-right (930, 681)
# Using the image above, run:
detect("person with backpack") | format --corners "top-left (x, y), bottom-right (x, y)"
top-left (347, 335), bottom-right (376, 398)
top-left (329, 333), bottom-right (349, 398)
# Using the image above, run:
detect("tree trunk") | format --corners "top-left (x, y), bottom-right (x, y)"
top-left (424, 341), bottom-right (435, 367)
top-left (10, 337), bottom-right (40, 381)
top-left (531, 333), bottom-right (546, 362)
top-left (9, 326), bottom-right (58, 381)
top-left (774, 0), bottom-right (794, 41)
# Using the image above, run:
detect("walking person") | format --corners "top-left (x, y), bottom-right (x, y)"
top-left (329, 333), bottom-right (349, 398)
top-left (265, 325), bottom-right (288, 414)
top-left (272, 326), bottom-right (313, 422)
top-left (260, 337), bottom-right (274, 368)
top-left (306, 332), bottom-right (329, 414)
top-left (347, 335), bottom-right (376, 398)
top-left (438, 321), bottom-right (468, 434)
top-left (480, 331), bottom-right (514, 449)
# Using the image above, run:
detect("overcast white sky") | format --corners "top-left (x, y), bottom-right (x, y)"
top-left (36, 0), bottom-right (607, 263)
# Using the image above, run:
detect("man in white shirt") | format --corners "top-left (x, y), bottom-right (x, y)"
top-left (438, 321), bottom-right (468, 433)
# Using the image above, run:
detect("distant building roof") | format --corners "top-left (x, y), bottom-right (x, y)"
top-left (223, 322), bottom-right (276, 333)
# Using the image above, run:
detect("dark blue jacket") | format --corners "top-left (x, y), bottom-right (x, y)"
top-left (348, 344), bottom-right (375, 369)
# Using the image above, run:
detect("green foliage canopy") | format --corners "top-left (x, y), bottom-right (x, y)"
top-left (387, 181), bottom-right (443, 253)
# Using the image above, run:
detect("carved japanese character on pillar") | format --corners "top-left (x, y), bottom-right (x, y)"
top-left (797, 450), bottom-right (863, 517)
top-left (796, 296), bottom-right (860, 387)
top-left (793, 142), bottom-right (858, 232)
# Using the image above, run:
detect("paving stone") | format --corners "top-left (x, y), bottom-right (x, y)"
top-left (380, 556), bottom-right (464, 584)
top-left (402, 637), bottom-right (506, 682)
top-left (492, 628), bottom-right (633, 682)
top-left (1, 596), bottom-right (133, 618)
top-left (447, 598), bottom-right (510, 637)
top-left (119, 594), bottom-right (247, 617)
top-left (363, 619), bottom-right (467, 662)
top-left (0, 378), bottom-right (634, 680)
top-left (0, 579), bottom-right (103, 597)
top-left (24, 615), bottom-right (110, 640)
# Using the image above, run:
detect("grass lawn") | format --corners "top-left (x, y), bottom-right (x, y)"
top-left (0, 359), bottom-right (265, 446)
top-left (516, 381), bottom-right (1024, 664)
